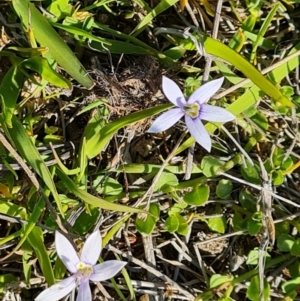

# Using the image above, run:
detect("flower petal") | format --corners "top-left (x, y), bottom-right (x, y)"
top-left (80, 231), bottom-right (102, 266)
top-left (76, 279), bottom-right (92, 301)
top-left (200, 104), bottom-right (235, 122)
top-left (188, 77), bottom-right (224, 104)
top-left (55, 231), bottom-right (80, 274)
top-left (185, 116), bottom-right (211, 152)
top-left (147, 108), bottom-right (184, 133)
top-left (35, 276), bottom-right (76, 301)
top-left (162, 76), bottom-right (186, 107)
top-left (90, 261), bottom-right (127, 282)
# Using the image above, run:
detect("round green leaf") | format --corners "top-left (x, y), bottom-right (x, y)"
top-left (288, 260), bottom-right (300, 278)
top-left (154, 172), bottom-right (179, 192)
top-left (216, 179), bottom-right (233, 199)
top-left (165, 215), bottom-right (179, 233)
top-left (207, 215), bottom-right (226, 234)
top-left (277, 234), bottom-right (295, 252)
top-left (246, 275), bottom-right (270, 301)
top-left (201, 156), bottom-right (224, 177)
top-left (247, 220), bottom-right (262, 236)
top-left (135, 203), bottom-right (160, 235)
top-left (282, 277), bottom-right (300, 294)
top-left (239, 189), bottom-right (256, 211)
top-left (183, 184), bottom-right (209, 206)
top-left (270, 169), bottom-right (284, 186)
top-left (291, 239), bottom-right (300, 256)
top-left (240, 162), bottom-right (260, 184)
top-left (232, 212), bottom-right (245, 231)
top-left (176, 214), bottom-right (189, 236)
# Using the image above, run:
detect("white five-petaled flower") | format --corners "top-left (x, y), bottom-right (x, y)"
top-left (148, 76), bottom-right (235, 152)
top-left (35, 231), bottom-right (126, 301)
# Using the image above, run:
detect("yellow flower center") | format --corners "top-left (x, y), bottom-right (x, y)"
top-left (76, 262), bottom-right (93, 278)
top-left (182, 103), bottom-right (200, 118)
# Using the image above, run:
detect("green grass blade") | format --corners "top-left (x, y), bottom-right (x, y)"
top-left (92, 22), bottom-right (180, 68)
top-left (0, 66), bottom-right (24, 127)
top-left (249, 3), bottom-right (279, 63)
top-left (12, 0), bottom-right (94, 89)
top-left (84, 104), bottom-right (171, 159)
top-left (203, 36), bottom-right (294, 107)
top-left (5, 116), bottom-right (64, 215)
top-left (27, 227), bottom-right (55, 285)
top-left (2, 198), bottom-right (46, 267)
top-left (56, 168), bottom-right (148, 214)
top-left (21, 56), bottom-right (71, 88)
top-left (89, 40), bottom-right (150, 55)
top-left (131, 0), bottom-right (179, 37)
top-left (51, 22), bottom-right (110, 45)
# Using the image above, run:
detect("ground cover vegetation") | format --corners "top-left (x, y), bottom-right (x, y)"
top-left (0, 0), bottom-right (300, 300)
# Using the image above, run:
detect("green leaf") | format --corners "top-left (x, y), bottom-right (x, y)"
top-left (92, 22), bottom-right (179, 68)
top-left (21, 56), bottom-right (71, 88)
top-left (93, 176), bottom-right (123, 196)
top-left (0, 274), bottom-right (17, 294)
top-left (201, 156), bottom-right (225, 177)
top-left (56, 168), bottom-right (148, 214)
top-left (232, 212), bottom-right (245, 231)
top-left (275, 221), bottom-right (290, 236)
top-left (72, 206), bottom-right (101, 235)
top-left (53, 256), bottom-right (66, 281)
top-left (47, 0), bottom-right (74, 21)
top-left (27, 227), bottom-right (55, 285)
top-left (288, 260), bottom-right (300, 278)
top-left (168, 202), bottom-right (188, 216)
top-left (251, 111), bottom-right (268, 131)
top-left (216, 179), bottom-right (233, 199)
top-left (131, 0), bottom-right (179, 37)
top-left (239, 189), bottom-right (256, 211)
top-left (4, 198), bottom-right (46, 266)
top-left (282, 277), bottom-right (300, 294)
top-left (153, 172), bottom-right (179, 192)
top-left (90, 39), bottom-right (150, 55)
top-left (207, 206), bottom-right (226, 234)
top-left (52, 22), bottom-right (109, 45)
top-left (240, 161), bottom-right (260, 184)
top-left (176, 214), bottom-right (189, 236)
top-left (270, 169), bottom-right (284, 186)
top-left (85, 104), bottom-right (171, 159)
top-left (247, 212), bottom-right (263, 235)
top-left (5, 116), bottom-right (63, 215)
top-left (281, 157), bottom-right (294, 171)
top-left (249, 3), bottom-right (279, 63)
top-left (0, 66), bottom-right (24, 127)
top-left (163, 46), bottom-right (186, 60)
top-left (210, 274), bottom-right (234, 289)
top-left (183, 184), bottom-right (209, 206)
top-left (277, 234), bottom-right (295, 252)
top-left (272, 147), bottom-right (285, 167)
top-left (12, 0), bottom-right (94, 88)
top-left (165, 215), bottom-right (179, 233)
top-left (246, 250), bottom-right (271, 265)
top-left (135, 203), bottom-right (160, 234)
top-left (117, 163), bottom-right (202, 174)
top-left (246, 275), bottom-right (270, 301)
top-left (203, 36), bottom-right (294, 107)
top-left (218, 297), bottom-right (235, 301)
top-left (207, 215), bottom-right (226, 234)
top-left (291, 239), bottom-right (300, 256)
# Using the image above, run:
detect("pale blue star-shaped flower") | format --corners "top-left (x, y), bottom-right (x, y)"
top-left (148, 76), bottom-right (235, 152)
top-left (35, 231), bottom-right (126, 301)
